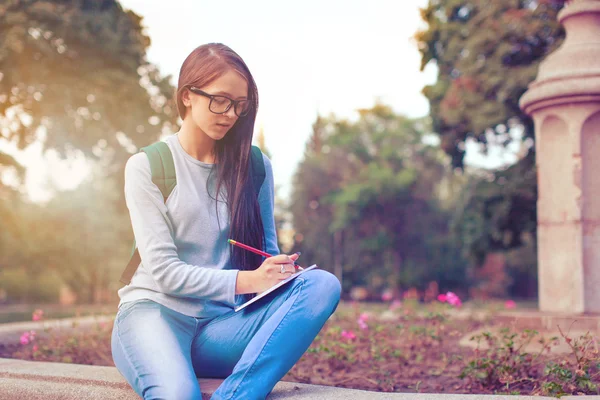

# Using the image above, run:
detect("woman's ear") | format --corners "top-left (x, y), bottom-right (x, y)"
top-left (182, 89), bottom-right (191, 107)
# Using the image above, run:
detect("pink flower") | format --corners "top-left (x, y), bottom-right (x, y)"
top-left (32, 309), bottom-right (44, 321)
top-left (29, 330), bottom-right (36, 340)
top-left (438, 292), bottom-right (461, 307)
top-left (505, 300), bottom-right (516, 309)
top-left (446, 292), bottom-right (462, 307)
top-left (357, 312), bottom-right (369, 330)
top-left (381, 289), bottom-right (394, 302)
top-left (341, 330), bottom-right (356, 340)
top-left (358, 319), bottom-right (368, 330)
top-left (32, 344), bottom-right (39, 352)
top-left (389, 299), bottom-right (402, 311)
top-left (20, 332), bottom-right (30, 345)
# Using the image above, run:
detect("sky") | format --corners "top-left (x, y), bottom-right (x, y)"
top-left (1, 0), bottom-right (524, 203)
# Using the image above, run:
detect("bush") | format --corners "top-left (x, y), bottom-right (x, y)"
top-left (0, 267), bottom-right (62, 303)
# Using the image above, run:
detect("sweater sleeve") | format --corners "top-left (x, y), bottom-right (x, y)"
top-left (258, 154), bottom-right (281, 256)
top-left (124, 153), bottom-right (239, 306)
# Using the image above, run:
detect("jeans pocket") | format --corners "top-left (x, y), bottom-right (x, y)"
top-left (116, 299), bottom-right (152, 323)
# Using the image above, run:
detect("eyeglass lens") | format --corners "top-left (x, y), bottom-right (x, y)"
top-left (209, 96), bottom-right (250, 116)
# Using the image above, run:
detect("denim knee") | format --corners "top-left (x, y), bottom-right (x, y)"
top-left (304, 269), bottom-right (342, 314)
top-left (143, 380), bottom-right (201, 400)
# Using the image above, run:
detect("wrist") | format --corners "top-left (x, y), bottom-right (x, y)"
top-left (235, 270), bottom-right (257, 295)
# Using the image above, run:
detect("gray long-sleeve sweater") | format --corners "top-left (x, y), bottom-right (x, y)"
top-left (117, 133), bottom-right (280, 319)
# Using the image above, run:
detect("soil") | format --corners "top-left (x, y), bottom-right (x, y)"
top-left (1, 301), bottom-right (598, 397)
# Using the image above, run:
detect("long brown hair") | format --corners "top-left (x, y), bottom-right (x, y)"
top-left (176, 43), bottom-right (265, 283)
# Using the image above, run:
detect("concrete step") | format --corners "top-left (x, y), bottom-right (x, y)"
top-left (1, 357), bottom-right (596, 399)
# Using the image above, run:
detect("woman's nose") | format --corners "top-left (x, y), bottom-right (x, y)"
top-left (224, 105), bottom-right (237, 119)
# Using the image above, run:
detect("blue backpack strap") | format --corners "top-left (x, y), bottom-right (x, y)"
top-left (120, 141), bottom-right (177, 285)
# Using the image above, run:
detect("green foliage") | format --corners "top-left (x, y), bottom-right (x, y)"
top-left (0, 166), bottom-right (132, 303)
top-left (290, 104), bottom-right (469, 294)
top-left (415, 0), bottom-right (566, 272)
top-left (35, 173), bottom-right (132, 302)
top-left (0, 0), bottom-right (177, 164)
top-left (459, 328), bottom-right (554, 391)
top-left (543, 361), bottom-right (599, 396)
top-left (451, 152), bottom-right (537, 265)
top-left (541, 329), bottom-right (600, 396)
top-left (0, 267), bottom-right (62, 302)
top-left (415, 0), bottom-right (565, 167)
top-left (0, 0), bottom-right (179, 302)
top-left (459, 326), bottom-right (600, 396)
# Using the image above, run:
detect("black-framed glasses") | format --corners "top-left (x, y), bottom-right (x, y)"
top-left (188, 87), bottom-right (251, 117)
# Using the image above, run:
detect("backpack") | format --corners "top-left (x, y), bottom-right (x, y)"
top-left (119, 141), bottom-right (266, 285)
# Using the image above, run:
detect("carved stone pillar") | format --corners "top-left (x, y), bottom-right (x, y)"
top-left (520, 0), bottom-right (600, 313)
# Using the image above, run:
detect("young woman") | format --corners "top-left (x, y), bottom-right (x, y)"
top-left (111, 43), bottom-right (341, 400)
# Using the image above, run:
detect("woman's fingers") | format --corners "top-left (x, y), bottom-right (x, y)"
top-left (269, 253), bottom-right (300, 264)
top-left (267, 253), bottom-right (302, 275)
top-left (276, 263), bottom-right (294, 273)
top-left (277, 265), bottom-right (295, 279)
top-left (268, 254), bottom-right (292, 264)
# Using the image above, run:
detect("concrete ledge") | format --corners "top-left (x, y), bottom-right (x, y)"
top-left (2, 357), bottom-right (597, 399)
top-left (495, 310), bottom-right (600, 332)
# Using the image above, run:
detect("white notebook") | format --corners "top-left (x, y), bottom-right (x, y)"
top-left (234, 264), bottom-right (318, 312)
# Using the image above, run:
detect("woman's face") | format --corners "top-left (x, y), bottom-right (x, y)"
top-left (183, 68), bottom-right (249, 141)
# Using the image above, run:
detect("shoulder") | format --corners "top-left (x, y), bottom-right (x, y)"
top-left (125, 152), bottom-right (151, 180)
top-left (258, 152), bottom-right (275, 198)
top-left (257, 151), bottom-right (274, 184)
top-left (260, 152), bottom-right (273, 173)
top-left (250, 146), bottom-right (273, 178)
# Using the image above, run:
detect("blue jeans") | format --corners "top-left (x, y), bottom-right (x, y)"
top-left (111, 269), bottom-right (341, 400)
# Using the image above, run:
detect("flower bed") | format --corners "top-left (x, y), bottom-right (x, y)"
top-left (1, 299), bottom-right (599, 397)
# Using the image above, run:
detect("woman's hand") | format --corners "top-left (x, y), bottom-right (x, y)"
top-left (251, 253), bottom-right (301, 293)
top-left (235, 253), bottom-right (301, 295)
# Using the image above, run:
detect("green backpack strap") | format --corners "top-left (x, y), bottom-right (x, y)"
top-left (143, 141), bottom-right (177, 201)
top-left (120, 141), bottom-right (177, 285)
top-left (120, 143), bottom-right (266, 285)
top-left (250, 145), bottom-right (266, 196)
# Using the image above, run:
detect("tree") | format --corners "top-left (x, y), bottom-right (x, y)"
top-left (290, 104), bottom-right (469, 295)
top-left (0, 0), bottom-right (178, 186)
top-left (253, 125), bottom-right (290, 252)
top-left (39, 171), bottom-right (132, 303)
top-left (415, 0), bottom-right (565, 167)
top-left (0, 0), bottom-right (179, 301)
top-left (451, 152), bottom-right (537, 265)
top-left (415, 0), bottom-right (566, 271)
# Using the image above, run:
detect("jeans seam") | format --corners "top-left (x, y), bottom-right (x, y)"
top-left (228, 279), bottom-right (306, 399)
top-left (115, 315), bottom-right (146, 398)
top-left (116, 299), bottom-right (152, 323)
top-left (193, 310), bottom-right (236, 342)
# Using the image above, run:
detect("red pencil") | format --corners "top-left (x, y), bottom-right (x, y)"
top-left (228, 239), bottom-right (303, 270)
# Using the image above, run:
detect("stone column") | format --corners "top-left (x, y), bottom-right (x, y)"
top-left (520, 0), bottom-right (600, 314)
